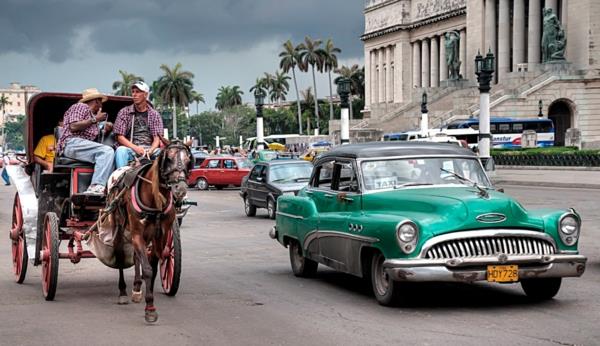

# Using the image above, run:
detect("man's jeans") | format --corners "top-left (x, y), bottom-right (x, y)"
top-left (63, 138), bottom-right (115, 186)
top-left (1, 167), bottom-right (10, 185)
top-left (115, 146), bottom-right (160, 168)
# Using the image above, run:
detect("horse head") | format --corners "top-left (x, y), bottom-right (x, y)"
top-left (159, 140), bottom-right (193, 202)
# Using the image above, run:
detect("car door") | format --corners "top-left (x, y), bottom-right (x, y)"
top-left (247, 164), bottom-right (267, 207)
top-left (204, 158), bottom-right (222, 185)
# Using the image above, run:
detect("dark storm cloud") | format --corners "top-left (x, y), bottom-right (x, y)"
top-left (0, 0), bottom-right (364, 62)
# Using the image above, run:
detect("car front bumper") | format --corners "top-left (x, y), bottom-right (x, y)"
top-left (384, 253), bottom-right (587, 282)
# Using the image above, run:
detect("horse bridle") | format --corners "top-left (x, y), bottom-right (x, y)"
top-left (159, 140), bottom-right (193, 186)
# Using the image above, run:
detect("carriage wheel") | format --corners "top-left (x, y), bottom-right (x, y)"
top-left (160, 221), bottom-right (181, 296)
top-left (41, 212), bottom-right (59, 301)
top-left (11, 193), bottom-right (28, 283)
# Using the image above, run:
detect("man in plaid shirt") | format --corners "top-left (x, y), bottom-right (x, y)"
top-left (58, 88), bottom-right (115, 195)
top-left (113, 81), bottom-right (164, 168)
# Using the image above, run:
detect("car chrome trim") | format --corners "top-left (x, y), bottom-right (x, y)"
top-left (418, 229), bottom-right (558, 258)
top-left (276, 211), bottom-right (304, 220)
top-left (317, 231), bottom-right (379, 244)
top-left (557, 210), bottom-right (581, 246)
top-left (476, 213), bottom-right (507, 223)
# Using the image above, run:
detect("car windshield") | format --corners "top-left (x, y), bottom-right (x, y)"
top-left (236, 158), bottom-right (252, 168)
top-left (261, 151), bottom-right (278, 161)
top-left (361, 157), bottom-right (491, 191)
top-left (269, 163), bottom-right (313, 184)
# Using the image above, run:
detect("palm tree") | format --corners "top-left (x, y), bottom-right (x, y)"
top-left (269, 71), bottom-right (290, 105)
top-left (298, 36), bottom-right (324, 133)
top-left (0, 95), bottom-right (11, 147)
top-left (335, 64), bottom-right (363, 119)
top-left (112, 70), bottom-right (144, 96)
top-left (249, 75), bottom-right (270, 100)
top-left (279, 40), bottom-right (304, 134)
top-left (300, 87), bottom-right (315, 133)
top-left (190, 90), bottom-right (205, 115)
top-left (321, 39), bottom-right (341, 120)
top-left (156, 63), bottom-right (195, 139)
top-left (215, 85), bottom-right (244, 110)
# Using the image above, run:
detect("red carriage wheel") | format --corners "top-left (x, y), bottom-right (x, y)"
top-left (11, 193), bottom-right (28, 283)
top-left (160, 222), bottom-right (181, 296)
top-left (41, 212), bottom-right (59, 301)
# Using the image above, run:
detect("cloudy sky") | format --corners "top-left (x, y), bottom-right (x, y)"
top-left (0, 0), bottom-right (365, 112)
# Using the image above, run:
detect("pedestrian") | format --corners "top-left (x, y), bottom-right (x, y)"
top-left (57, 88), bottom-right (115, 195)
top-left (113, 81), bottom-right (164, 168)
top-left (1, 154), bottom-right (11, 185)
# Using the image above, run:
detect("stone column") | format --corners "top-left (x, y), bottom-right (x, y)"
top-left (460, 29), bottom-right (467, 78)
top-left (371, 50), bottom-right (377, 104)
top-left (394, 42), bottom-right (404, 102)
top-left (412, 41), bottom-right (421, 88)
top-left (512, 0), bottom-right (525, 71)
top-left (561, 0), bottom-right (568, 61)
top-left (430, 36), bottom-right (439, 87)
top-left (466, 0), bottom-right (485, 80)
top-left (485, 0), bottom-right (497, 81)
top-left (378, 48), bottom-right (384, 103)
top-left (421, 39), bottom-right (430, 88)
top-left (386, 45), bottom-right (393, 102)
top-left (528, 0), bottom-right (542, 64)
top-left (439, 34), bottom-right (447, 81)
top-left (498, 0), bottom-right (510, 80)
top-left (364, 49), bottom-right (371, 108)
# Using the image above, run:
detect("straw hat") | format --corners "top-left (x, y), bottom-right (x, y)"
top-left (79, 88), bottom-right (108, 103)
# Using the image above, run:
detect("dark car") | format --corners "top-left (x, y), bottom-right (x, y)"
top-left (240, 160), bottom-right (313, 219)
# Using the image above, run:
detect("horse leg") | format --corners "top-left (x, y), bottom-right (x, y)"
top-left (150, 254), bottom-right (159, 289)
top-left (117, 268), bottom-right (128, 305)
top-left (131, 254), bottom-right (143, 303)
top-left (133, 238), bottom-right (158, 323)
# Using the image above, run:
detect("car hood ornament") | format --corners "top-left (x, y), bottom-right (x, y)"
top-left (476, 213), bottom-right (507, 223)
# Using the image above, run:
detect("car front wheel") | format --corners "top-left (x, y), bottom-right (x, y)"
top-left (289, 240), bottom-right (317, 277)
top-left (521, 278), bottom-right (562, 300)
top-left (244, 196), bottom-right (256, 217)
top-left (196, 178), bottom-right (208, 190)
top-left (371, 252), bottom-right (402, 306)
top-left (267, 198), bottom-right (276, 220)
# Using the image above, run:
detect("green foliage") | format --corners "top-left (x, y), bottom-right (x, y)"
top-left (215, 86), bottom-right (244, 110)
top-left (112, 70), bottom-right (144, 96)
top-left (491, 147), bottom-right (600, 156)
top-left (4, 115), bottom-right (25, 151)
top-left (156, 63), bottom-right (194, 107)
top-left (263, 108), bottom-right (297, 135)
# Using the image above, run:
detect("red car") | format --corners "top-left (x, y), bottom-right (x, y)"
top-left (188, 156), bottom-right (253, 190)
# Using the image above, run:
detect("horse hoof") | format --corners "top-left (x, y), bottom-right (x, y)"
top-left (118, 295), bottom-right (129, 305)
top-left (131, 290), bottom-right (143, 303)
top-left (145, 311), bottom-right (158, 323)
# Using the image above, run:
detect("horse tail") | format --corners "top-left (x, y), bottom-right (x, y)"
top-left (151, 159), bottom-right (167, 211)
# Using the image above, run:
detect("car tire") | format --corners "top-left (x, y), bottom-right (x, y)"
top-left (244, 196), bottom-right (256, 217)
top-left (521, 278), bottom-right (562, 301)
top-left (196, 178), bottom-right (208, 190)
top-left (371, 252), bottom-right (402, 306)
top-left (267, 198), bottom-right (276, 220)
top-left (289, 240), bottom-right (317, 277)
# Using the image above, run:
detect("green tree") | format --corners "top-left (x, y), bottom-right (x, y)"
top-left (215, 85), bottom-right (244, 110)
top-left (156, 62), bottom-right (195, 139)
top-left (279, 40), bottom-right (304, 135)
top-left (269, 71), bottom-right (291, 105)
top-left (335, 64), bottom-right (364, 120)
top-left (4, 115), bottom-right (25, 151)
top-left (322, 39), bottom-right (341, 120)
top-left (112, 70), bottom-right (144, 96)
top-left (190, 90), bottom-right (205, 115)
top-left (249, 76), bottom-right (270, 99)
top-left (300, 87), bottom-right (314, 134)
top-left (298, 36), bottom-right (324, 133)
top-left (264, 108), bottom-right (297, 135)
top-left (189, 111), bottom-right (223, 147)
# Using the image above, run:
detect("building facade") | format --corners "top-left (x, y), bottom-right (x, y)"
top-left (1, 82), bottom-right (41, 123)
top-left (361, 0), bottom-right (600, 148)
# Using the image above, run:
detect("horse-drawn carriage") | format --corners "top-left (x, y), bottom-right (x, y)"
top-left (8, 92), bottom-right (191, 322)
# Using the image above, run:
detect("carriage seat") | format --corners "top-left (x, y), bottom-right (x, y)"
top-left (54, 155), bottom-right (94, 169)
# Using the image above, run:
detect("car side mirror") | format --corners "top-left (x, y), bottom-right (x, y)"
top-left (496, 187), bottom-right (505, 193)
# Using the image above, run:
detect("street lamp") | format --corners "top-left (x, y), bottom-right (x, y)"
top-left (337, 77), bottom-right (351, 145)
top-left (254, 89), bottom-right (266, 151)
top-left (538, 99), bottom-right (544, 118)
top-left (474, 49), bottom-right (495, 170)
top-left (420, 91), bottom-right (429, 137)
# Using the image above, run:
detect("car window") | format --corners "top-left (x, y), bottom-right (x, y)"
top-left (236, 158), bottom-right (252, 168)
top-left (260, 166), bottom-right (268, 179)
top-left (333, 162), bottom-right (359, 192)
top-left (224, 159), bottom-right (236, 169)
top-left (269, 163), bottom-right (312, 184)
top-left (249, 165), bottom-right (264, 181)
top-left (311, 160), bottom-right (334, 189)
top-left (207, 159), bottom-right (221, 169)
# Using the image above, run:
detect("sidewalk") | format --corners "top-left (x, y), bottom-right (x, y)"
top-left (491, 166), bottom-right (600, 189)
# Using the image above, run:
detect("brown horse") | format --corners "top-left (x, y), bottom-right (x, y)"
top-left (111, 140), bottom-right (192, 323)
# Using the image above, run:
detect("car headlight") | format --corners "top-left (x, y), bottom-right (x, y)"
top-left (558, 213), bottom-right (580, 246)
top-left (396, 221), bottom-right (419, 254)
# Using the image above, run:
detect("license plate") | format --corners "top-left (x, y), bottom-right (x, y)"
top-left (487, 265), bottom-right (519, 282)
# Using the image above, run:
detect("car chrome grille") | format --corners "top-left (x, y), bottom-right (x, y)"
top-left (424, 236), bottom-right (555, 259)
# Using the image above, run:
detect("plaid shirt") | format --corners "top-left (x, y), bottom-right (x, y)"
top-left (57, 103), bottom-right (99, 152)
top-left (113, 104), bottom-right (163, 146)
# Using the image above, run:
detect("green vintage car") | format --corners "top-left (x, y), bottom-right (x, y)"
top-left (270, 142), bottom-right (587, 306)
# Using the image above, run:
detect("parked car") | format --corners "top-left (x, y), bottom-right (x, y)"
top-left (188, 156), bottom-right (252, 190)
top-left (270, 142), bottom-right (586, 306)
top-left (240, 160), bottom-right (313, 219)
top-left (191, 150), bottom-right (209, 169)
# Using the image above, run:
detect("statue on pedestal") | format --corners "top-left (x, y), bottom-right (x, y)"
top-left (542, 8), bottom-right (567, 62)
top-left (445, 31), bottom-right (462, 80)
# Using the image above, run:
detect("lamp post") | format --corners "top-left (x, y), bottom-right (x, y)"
top-left (254, 89), bottom-right (266, 151)
top-left (475, 49), bottom-right (495, 170)
top-left (538, 99), bottom-right (544, 118)
top-left (337, 77), bottom-right (352, 145)
top-left (420, 91), bottom-right (429, 137)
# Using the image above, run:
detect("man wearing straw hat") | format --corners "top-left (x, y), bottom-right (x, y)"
top-left (57, 88), bottom-right (115, 195)
top-left (113, 81), bottom-right (163, 168)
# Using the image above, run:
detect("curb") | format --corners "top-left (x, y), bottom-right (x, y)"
top-left (496, 165), bottom-right (600, 171)
top-left (492, 180), bottom-right (600, 189)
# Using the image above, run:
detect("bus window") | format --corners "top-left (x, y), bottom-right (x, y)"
top-left (490, 124), bottom-right (497, 132)
top-left (512, 123), bottom-right (524, 133)
top-left (498, 123), bottom-right (510, 133)
top-left (524, 122), bottom-right (539, 131)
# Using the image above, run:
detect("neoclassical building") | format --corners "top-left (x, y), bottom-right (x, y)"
top-left (360, 0), bottom-right (600, 147)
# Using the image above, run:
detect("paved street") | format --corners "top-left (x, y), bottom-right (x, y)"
top-left (1, 183), bottom-right (599, 345)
